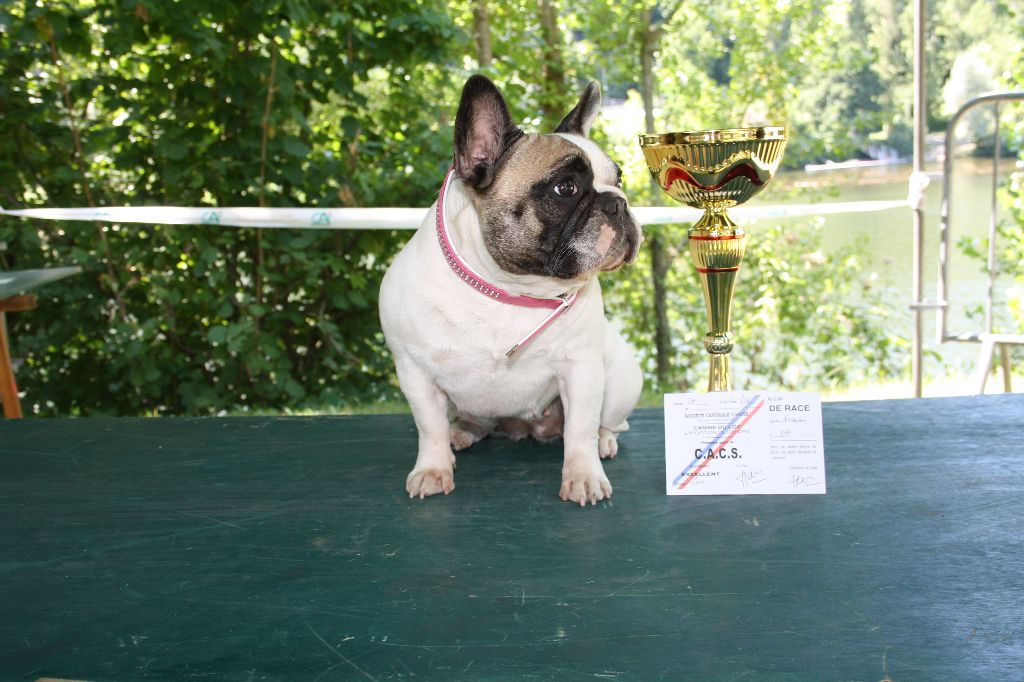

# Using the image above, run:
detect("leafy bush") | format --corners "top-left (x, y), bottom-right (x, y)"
top-left (0, 0), bottom-right (456, 415)
top-left (955, 168), bottom-right (1024, 357)
top-left (604, 220), bottom-right (907, 394)
top-left (4, 0), bottom-right (976, 415)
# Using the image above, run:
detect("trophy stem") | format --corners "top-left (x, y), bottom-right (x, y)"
top-left (708, 354), bottom-right (732, 392)
top-left (689, 207), bottom-right (745, 392)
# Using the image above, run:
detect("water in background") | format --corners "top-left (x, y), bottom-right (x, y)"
top-left (762, 157), bottom-right (1019, 376)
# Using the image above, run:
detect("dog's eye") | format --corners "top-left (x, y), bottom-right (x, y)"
top-left (554, 180), bottom-right (579, 197)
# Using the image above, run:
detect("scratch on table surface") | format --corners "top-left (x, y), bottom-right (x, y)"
top-left (179, 511), bottom-right (247, 530)
top-left (389, 655), bottom-right (413, 675)
top-left (841, 600), bottom-right (881, 632)
top-left (0, 447), bottom-right (82, 463)
top-left (0, 511), bottom-right (284, 574)
top-left (829, 403), bottom-right (894, 415)
top-left (374, 633), bottom-right (666, 650)
top-left (880, 644), bottom-right (894, 682)
top-left (303, 615), bottom-right (379, 682)
top-left (601, 570), bottom-right (651, 599)
top-left (1000, 463), bottom-right (1024, 482)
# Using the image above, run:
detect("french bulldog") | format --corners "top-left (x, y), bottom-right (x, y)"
top-left (378, 75), bottom-right (643, 506)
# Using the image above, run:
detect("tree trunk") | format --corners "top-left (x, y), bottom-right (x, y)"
top-left (538, 0), bottom-right (566, 128)
top-left (642, 6), bottom-right (673, 387)
top-left (473, 0), bottom-right (492, 67)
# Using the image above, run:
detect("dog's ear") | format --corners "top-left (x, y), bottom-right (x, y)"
top-left (554, 81), bottom-right (601, 138)
top-left (453, 75), bottom-right (522, 190)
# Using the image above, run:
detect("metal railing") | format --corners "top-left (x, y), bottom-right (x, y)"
top-left (919, 91), bottom-right (1024, 394)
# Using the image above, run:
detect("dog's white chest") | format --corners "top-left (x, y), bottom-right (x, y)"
top-left (425, 338), bottom-right (560, 419)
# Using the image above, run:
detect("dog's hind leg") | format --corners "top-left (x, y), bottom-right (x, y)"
top-left (450, 415), bottom-right (496, 451)
top-left (529, 397), bottom-right (564, 442)
top-left (493, 398), bottom-right (564, 443)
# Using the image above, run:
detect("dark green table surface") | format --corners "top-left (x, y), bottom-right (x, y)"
top-left (2, 394), bottom-right (1023, 681)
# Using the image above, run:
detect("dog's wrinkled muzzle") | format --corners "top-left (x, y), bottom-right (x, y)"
top-left (595, 191), bottom-right (641, 269)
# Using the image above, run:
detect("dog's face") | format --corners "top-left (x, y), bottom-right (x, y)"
top-left (452, 76), bottom-right (641, 281)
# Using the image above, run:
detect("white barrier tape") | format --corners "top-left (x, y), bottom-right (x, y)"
top-left (636, 199), bottom-right (909, 224)
top-left (0, 205), bottom-right (426, 230)
top-left (0, 198), bottom-right (909, 230)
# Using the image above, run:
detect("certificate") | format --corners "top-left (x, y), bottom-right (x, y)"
top-left (664, 391), bottom-right (826, 495)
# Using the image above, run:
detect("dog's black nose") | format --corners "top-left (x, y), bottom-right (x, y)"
top-left (598, 193), bottom-right (626, 216)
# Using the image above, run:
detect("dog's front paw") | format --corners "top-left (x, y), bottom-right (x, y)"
top-left (559, 462), bottom-right (612, 507)
top-left (406, 465), bottom-right (455, 499)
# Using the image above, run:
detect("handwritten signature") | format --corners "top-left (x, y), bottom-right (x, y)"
top-left (736, 470), bottom-right (766, 487)
top-left (789, 474), bottom-right (821, 488)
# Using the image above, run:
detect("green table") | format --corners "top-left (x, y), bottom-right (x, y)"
top-left (2, 394), bottom-right (1023, 680)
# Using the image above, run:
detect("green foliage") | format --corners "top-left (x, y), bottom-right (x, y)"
top-left (954, 5), bottom-right (1024, 359)
top-left (952, 29), bottom-right (1024, 365)
top-left (738, 224), bottom-right (907, 390)
top-left (956, 171), bottom-right (1024, 333)
top-left (0, 0), bottom-right (1014, 415)
top-left (605, 221), bottom-right (907, 393)
top-left (0, 0), bottom-right (458, 415)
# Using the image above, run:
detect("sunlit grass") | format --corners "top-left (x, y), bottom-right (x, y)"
top-left (631, 369), bottom-right (1021, 408)
top-left (228, 399), bottom-right (410, 417)
top-left (233, 368), bottom-right (1022, 418)
top-left (821, 370), bottom-right (1024, 402)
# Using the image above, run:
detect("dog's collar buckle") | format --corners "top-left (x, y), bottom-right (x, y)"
top-left (503, 294), bottom-right (575, 358)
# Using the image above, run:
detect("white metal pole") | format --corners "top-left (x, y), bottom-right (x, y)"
top-left (911, 0), bottom-right (927, 397)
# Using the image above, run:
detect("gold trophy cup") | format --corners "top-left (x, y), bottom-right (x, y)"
top-left (639, 127), bottom-right (788, 391)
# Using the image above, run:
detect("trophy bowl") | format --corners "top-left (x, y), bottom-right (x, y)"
top-left (638, 126), bottom-right (788, 391)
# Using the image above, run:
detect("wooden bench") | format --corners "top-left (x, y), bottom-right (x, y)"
top-left (0, 294), bottom-right (37, 417)
top-left (0, 265), bottom-right (82, 418)
top-left (975, 332), bottom-right (1024, 393)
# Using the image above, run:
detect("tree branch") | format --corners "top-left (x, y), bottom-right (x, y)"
top-left (255, 41), bottom-right (279, 328)
top-left (258, 43), bottom-right (278, 209)
top-left (47, 30), bottom-right (128, 322)
top-left (660, 0), bottom-right (684, 27)
top-left (473, 0), bottom-right (493, 67)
